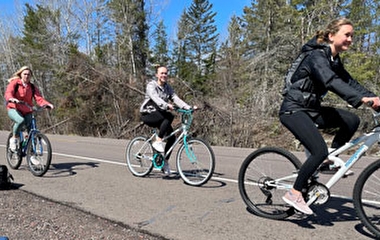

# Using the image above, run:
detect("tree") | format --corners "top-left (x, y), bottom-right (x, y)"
top-left (182, 0), bottom-right (219, 94)
top-left (150, 20), bottom-right (170, 67)
top-left (108, 0), bottom-right (149, 83)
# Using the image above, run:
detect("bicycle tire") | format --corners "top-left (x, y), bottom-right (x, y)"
top-left (176, 138), bottom-right (215, 186)
top-left (125, 136), bottom-right (154, 177)
top-left (5, 132), bottom-right (22, 169)
top-left (353, 159), bottom-right (380, 238)
top-left (238, 147), bottom-right (302, 220)
top-left (26, 132), bottom-right (52, 177)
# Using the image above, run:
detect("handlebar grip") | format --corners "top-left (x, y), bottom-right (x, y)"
top-left (367, 100), bottom-right (374, 107)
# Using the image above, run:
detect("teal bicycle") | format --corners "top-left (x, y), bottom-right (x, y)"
top-left (6, 101), bottom-right (52, 177)
top-left (125, 108), bottom-right (215, 186)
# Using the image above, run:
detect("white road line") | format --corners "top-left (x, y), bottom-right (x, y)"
top-left (53, 152), bottom-right (126, 166)
top-left (53, 152), bottom-right (239, 184)
top-left (0, 144), bottom-right (355, 200)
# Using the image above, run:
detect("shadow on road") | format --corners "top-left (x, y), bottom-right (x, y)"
top-left (128, 171), bottom-right (227, 188)
top-left (245, 196), bottom-right (378, 239)
top-left (45, 161), bottom-right (100, 178)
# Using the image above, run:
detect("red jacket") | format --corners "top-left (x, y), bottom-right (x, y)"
top-left (5, 79), bottom-right (51, 116)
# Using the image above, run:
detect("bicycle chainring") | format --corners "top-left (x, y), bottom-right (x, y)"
top-left (154, 154), bottom-right (164, 168)
top-left (306, 183), bottom-right (330, 205)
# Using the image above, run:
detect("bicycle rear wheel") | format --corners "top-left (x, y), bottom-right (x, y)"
top-left (176, 138), bottom-right (215, 186)
top-left (353, 160), bottom-right (380, 238)
top-left (27, 132), bottom-right (52, 177)
top-left (238, 147), bottom-right (302, 220)
top-left (125, 136), bottom-right (154, 177)
top-left (5, 132), bottom-right (22, 169)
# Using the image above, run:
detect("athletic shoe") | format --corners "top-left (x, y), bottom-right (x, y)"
top-left (30, 156), bottom-right (40, 165)
top-left (9, 137), bottom-right (18, 152)
top-left (319, 160), bottom-right (354, 176)
top-left (162, 161), bottom-right (171, 176)
top-left (282, 190), bottom-right (313, 215)
top-left (152, 141), bottom-right (165, 152)
top-left (319, 160), bottom-right (339, 174)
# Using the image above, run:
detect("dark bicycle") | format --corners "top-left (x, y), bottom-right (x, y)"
top-left (6, 101), bottom-right (52, 177)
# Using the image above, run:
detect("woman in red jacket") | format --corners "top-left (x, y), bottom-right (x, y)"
top-left (5, 66), bottom-right (54, 152)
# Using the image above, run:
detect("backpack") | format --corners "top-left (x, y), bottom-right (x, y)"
top-left (282, 51), bottom-right (312, 96)
top-left (0, 165), bottom-right (13, 190)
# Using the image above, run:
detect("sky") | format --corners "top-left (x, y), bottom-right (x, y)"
top-left (158, 0), bottom-right (252, 40)
top-left (0, 0), bottom-right (252, 41)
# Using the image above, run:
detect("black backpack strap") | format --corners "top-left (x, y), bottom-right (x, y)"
top-left (14, 83), bottom-right (35, 95)
top-left (282, 52), bottom-right (310, 96)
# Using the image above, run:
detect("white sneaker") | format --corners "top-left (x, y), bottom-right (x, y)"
top-left (9, 137), bottom-right (18, 152)
top-left (163, 161), bottom-right (171, 176)
top-left (152, 141), bottom-right (165, 152)
top-left (30, 156), bottom-right (40, 165)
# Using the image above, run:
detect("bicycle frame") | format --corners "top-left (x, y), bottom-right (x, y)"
top-left (325, 130), bottom-right (379, 188)
top-left (305, 110), bottom-right (380, 204)
top-left (135, 108), bottom-right (195, 167)
top-left (18, 109), bottom-right (42, 156)
top-left (161, 108), bottom-right (193, 159)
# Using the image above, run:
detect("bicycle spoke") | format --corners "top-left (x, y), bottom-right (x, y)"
top-left (238, 147), bottom-right (302, 220)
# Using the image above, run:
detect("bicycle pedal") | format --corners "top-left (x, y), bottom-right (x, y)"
top-left (343, 170), bottom-right (354, 178)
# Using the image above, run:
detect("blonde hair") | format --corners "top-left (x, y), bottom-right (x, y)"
top-left (8, 66), bottom-right (33, 82)
top-left (316, 18), bottom-right (353, 44)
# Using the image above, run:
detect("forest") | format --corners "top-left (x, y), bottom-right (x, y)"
top-left (1, 0), bottom-right (380, 151)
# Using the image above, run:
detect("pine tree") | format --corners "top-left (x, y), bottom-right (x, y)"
top-left (171, 10), bottom-right (196, 82)
top-left (150, 20), bottom-right (169, 68)
top-left (182, 0), bottom-right (219, 94)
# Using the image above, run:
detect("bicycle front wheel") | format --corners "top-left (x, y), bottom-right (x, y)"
top-left (27, 132), bottom-right (52, 177)
top-left (238, 147), bottom-right (302, 220)
top-left (176, 138), bottom-right (215, 186)
top-left (125, 136), bottom-right (154, 177)
top-left (5, 132), bottom-right (22, 169)
top-left (353, 160), bottom-right (380, 238)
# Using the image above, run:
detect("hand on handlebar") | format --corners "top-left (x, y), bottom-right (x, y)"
top-left (363, 97), bottom-right (380, 110)
top-left (45, 104), bottom-right (54, 110)
top-left (172, 105), bottom-right (199, 111)
top-left (8, 98), bottom-right (20, 103)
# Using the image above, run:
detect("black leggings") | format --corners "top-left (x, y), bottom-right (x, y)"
top-left (279, 107), bottom-right (360, 191)
top-left (141, 110), bottom-right (176, 160)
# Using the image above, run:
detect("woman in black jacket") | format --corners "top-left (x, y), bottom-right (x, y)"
top-left (279, 18), bottom-right (380, 215)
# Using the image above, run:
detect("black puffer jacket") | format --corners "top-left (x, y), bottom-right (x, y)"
top-left (280, 36), bottom-right (376, 115)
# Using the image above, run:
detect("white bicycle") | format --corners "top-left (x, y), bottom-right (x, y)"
top-left (238, 105), bottom-right (380, 238)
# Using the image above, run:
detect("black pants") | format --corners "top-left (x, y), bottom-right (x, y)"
top-left (279, 107), bottom-right (360, 191)
top-left (141, 110), bottom-right (176, 160)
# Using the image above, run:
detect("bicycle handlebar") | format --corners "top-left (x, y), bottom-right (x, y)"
top-left (8, 100), bottom-right (52, 111)
top-left (173, 106), bottom-right (198, 113)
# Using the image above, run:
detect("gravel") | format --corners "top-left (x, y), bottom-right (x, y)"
top-left (0, 189), bottom-right (167, 240)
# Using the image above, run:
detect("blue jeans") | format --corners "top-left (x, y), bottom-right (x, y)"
top-left (7, 109), bottom-right (32, 137)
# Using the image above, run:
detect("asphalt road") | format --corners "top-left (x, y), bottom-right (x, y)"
top-left (0, 130), bottom-right (378, 240)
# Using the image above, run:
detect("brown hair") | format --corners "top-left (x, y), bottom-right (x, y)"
top-left (153, 64), bottom-right (166, 73)
top-left (316, 18), bottom-right (353, 44)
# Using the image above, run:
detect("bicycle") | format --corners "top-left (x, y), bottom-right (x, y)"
top-left (6, 101), bottom-right (52, 177)
top-left (125, 107), bottom-right (215, 186)
top-left (238, 105), bottom-right (380, 238)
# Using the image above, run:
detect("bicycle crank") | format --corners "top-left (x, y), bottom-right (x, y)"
top-left (306, 183), bottom-right (330, 205)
